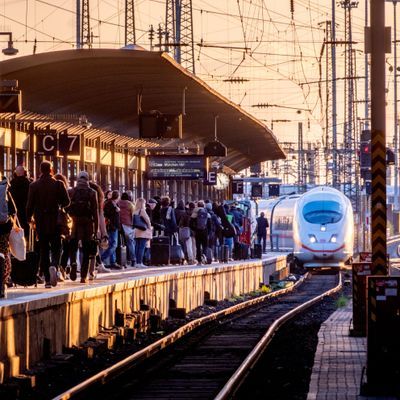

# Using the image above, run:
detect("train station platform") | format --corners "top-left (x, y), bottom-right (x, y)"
top-left (307, 303), bottom-right (397, 400)
top-left (0, 253), bottom-right (288, 383)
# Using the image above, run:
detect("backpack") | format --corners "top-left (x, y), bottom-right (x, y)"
top-left (196, 208), bottom-right (208, 231)
top-left (69, 188), bottom-right (92, 218)
top-left (0, 182), bottom-right (9, 224)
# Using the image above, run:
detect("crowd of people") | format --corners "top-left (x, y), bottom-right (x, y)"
top-left (0, 161), bottom-right (269, 299)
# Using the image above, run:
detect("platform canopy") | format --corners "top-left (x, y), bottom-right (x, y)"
top-left (0, 49), bottom-right (285, 171)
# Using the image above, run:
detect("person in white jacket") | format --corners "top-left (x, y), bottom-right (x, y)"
top-left (133, 198), bottom-right (152, 268)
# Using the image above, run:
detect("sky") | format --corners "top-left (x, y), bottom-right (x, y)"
top-left (0, 0), bottom-right (398, 148)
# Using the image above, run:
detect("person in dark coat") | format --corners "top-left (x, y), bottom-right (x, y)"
top-left (0, 177), bottom-right (17, 298)
top-left (26, 161), bottom-right (70, 288)
top-left (101, 190), bottom-right (121, 269)
top-left (67, 171), bottom-right (98, 283)
top-left (160, 196), bottom-right (177, 237)
top-left (175, 200), bottom-right (186, 226)
top-left (9, 165), bottom-right (31, 238)
top-left (256, 212), bottom-right (269, 253)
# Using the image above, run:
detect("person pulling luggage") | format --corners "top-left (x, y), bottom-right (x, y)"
top-left (0, 176), bottom-right (17, 298)
top-left (26, 161), bottom-right (70, 288)
top-left (66, 171), bottom-right (98, 283)
top-left (190, 200), bottom-right (211, 265)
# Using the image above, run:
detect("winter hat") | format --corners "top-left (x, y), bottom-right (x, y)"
top-left (148, 198), bottom-right (158, 204)
top-left (205, 203), bottom-right (212, 211)
top-left (78, 171), bottom-right (89, 180)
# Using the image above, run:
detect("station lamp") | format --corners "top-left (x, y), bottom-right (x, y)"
top-left (1, 32), bottom-right (18, 56)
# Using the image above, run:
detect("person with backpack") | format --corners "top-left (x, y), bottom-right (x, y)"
top-left (9, 165), bottom-right (31, 239)
top-left (101, 190), bottom-right (121, 269)
top-left (118, 192), bottom-right (135, 266)
top-left (54, 173), bottom-right (72, 282)
top-left (160, 196), bottom-right (177, 238)
top-left (190, 200), bottom-right (211, 265)
top-left (89, 178), bottom-right (110, 274)
top-left (178, 203), bottom-right (195, 264)
top-left (66, 171), bottom-right (98, 283)
top-left (205, 202), bottom-right (221, 259)
top-left (0, 176), bottom-right (17, 298)
top-left (26, 161), bottom-right (70, 288)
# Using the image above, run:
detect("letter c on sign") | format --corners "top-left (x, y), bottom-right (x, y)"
top-left (43, 135), bottom-right (55, 152)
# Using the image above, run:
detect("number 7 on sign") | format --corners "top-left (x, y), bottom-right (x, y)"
top-left (59, 133), bottom-right (81, 156)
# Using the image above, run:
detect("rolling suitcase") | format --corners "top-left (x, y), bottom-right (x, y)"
top-left (241, 243), bottom-right (250, 260)
top-left (11, 229), bottom-right (39, 287)
top-left (116, 233), bottom-right (127, 267)
top-left (151, 235), bottom-right (170, 266)
top-left (252, 243), bottom-right (262, 259)
top-left (233, 242), bottom-right (241, 260)
top-left (170, 234), bottom-right (185, 265)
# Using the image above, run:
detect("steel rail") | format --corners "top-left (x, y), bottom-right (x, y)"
top-left (214, 272), bottom-right (342, 400)
top-left (53, 274), bottom-right (308, 400)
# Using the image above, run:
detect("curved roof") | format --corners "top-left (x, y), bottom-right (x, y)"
top-left (0, 49), bottom-right (285, 171)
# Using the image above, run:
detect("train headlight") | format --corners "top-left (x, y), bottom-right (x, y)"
top-left (309, 234), bottom-right (317, 243)
top-left (320, 225), bottom-right (326, 232)
top-left (330, 235), bottom-right (337, 243)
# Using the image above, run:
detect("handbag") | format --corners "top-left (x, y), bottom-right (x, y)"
top-left (9, 215), bottom-right (26, 261)
top-left (179, 226), bottom-right (191, 241)
top-left (132, 211), bottom-right (147, 231)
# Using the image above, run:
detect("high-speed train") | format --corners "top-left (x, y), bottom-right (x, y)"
top-left (258, 187), bottom-right (354, 268)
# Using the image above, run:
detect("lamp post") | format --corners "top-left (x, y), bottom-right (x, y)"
top-left (387, 1), bottom-right (399, 212)
top-left (0, 32), bottom-right (18, 56)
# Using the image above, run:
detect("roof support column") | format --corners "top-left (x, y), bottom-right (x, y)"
top-left (136, 152), bottom-right (142, 198)
top-left (28, 123), bottom-right (35, 179)
top-left (110, 140), bottom-right (116, 189)
top-left (96, 137), bottom-right (101, 184)
top-left (124, 145), bottom-right (129, 192)
top-left (177, 180), bottom-right (182, 202)
top-left (79, 131), bottom-right (85, 171)
top-left (10, 117), bottom-right (16, 171)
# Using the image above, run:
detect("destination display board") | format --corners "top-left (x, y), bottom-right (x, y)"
top-left (146, 155), bottom-right (207, 180)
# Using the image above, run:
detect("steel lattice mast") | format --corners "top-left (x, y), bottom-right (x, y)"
top-left (81, 0), bottom-right (91, 48)
top-left (165, 0), bottom-right (195, 73)
top-left (125, 0), bottom-right (136, 46)
top-left (340, 0), bottom-right (359, 210)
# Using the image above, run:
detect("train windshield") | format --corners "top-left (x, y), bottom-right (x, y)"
top-left (302, 200), bottom-right (343, 224)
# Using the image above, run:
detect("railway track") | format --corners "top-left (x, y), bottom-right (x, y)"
top-left (54, 271), bottom-right (341, 400)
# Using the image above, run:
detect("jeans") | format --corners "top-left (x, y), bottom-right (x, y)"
top-left (224, 237), bottom-right (234, 260)
top-left (70, 239), bottom-right (91, 279)
top-left (195, 229), bottom-right (208, 263)
top-left (122, 225), bottom-right (135, 263)
top-left (38, 234), bottom-right (62, 283)
top-left (183, 237), bottom-right (194, 262)
top-left (101, 229), bottom-right (118, 265)
top-left (135, 238), bottom-right (147, 264)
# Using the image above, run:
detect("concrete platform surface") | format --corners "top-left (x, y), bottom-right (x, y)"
top-left (1, 252), bottom-right (286, 306)
top-left (307, 303), bottom-right (397, 400)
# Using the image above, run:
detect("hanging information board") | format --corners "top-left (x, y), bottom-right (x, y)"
top-left (146, 155), bottom-right (207, 180)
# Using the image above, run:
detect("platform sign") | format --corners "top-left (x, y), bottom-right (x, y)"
top-left (365, 276), bottom-right (400, 394)
top-left (204, 169), bottom-right (217, 185)
top-left (59, 133), bottom-right (81, 156)
top-left (351, 262), bottom-right (371, 337)
top-left (146, 155), bottom-right (207, 180)
top-left (36, 130), bottom-right (58, 156)
top-left (232, 179), bottom-right (244, 194)
top-left (251, 183), bottom-right (262, 198)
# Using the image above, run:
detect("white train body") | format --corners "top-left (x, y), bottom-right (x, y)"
top-left (258, 187), bottom-right (354, 268)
